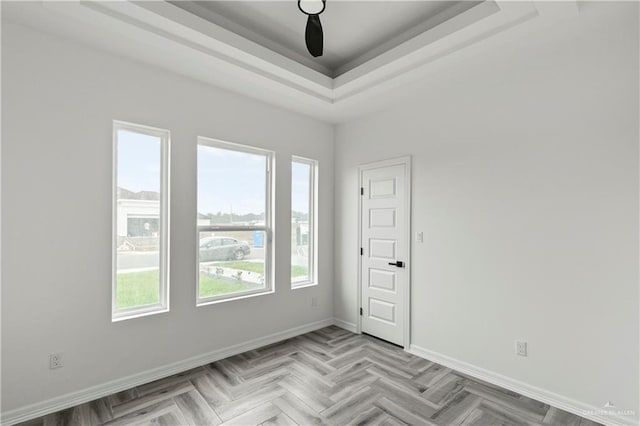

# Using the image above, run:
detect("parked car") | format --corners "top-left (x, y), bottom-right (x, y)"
top-left (199, 237), bottom-right (251, 261)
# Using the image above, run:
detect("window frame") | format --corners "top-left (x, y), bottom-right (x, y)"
top-left (196, 137), bottom-right (275, 305)
top-left (112, 120), bottom-right (171, 321)
top-left (291, 156), bottom-right (318, 289)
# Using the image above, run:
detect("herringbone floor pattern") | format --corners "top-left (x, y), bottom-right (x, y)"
top-left (20, 326), bottom-right (601, 426)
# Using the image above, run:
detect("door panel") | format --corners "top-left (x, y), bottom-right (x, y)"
top-left (369, 178), bottom-right (396, 198)
top-left (361, 162), bottom-right (408, 346)
top-left (369, 208), bottom-right (396, 228)
top-left (369, 269), bottom-right (396, 292)
top-left (369, 298), bottom-right (396, 323)
top-left (369, 239), bottom-right (396, 259)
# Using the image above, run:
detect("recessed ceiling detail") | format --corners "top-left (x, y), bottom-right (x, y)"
top-left (3, 1), bottom-right (578, 122)
top-left (170, 1), bottom-right (482, 78)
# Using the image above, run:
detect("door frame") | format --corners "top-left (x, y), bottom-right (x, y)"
top-left (357, 156), bottom-right (412, 349)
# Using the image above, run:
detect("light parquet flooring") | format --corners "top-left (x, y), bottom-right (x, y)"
top-left (19, 327), bottom-right (602, 426)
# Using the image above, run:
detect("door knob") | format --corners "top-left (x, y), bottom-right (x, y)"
top-left (388, 261), bottom-right (404, 268)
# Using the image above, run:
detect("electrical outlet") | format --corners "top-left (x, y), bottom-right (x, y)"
top-left (311, 296), bottom-right (318, 307)
top-left (50, 353), bottom-right (64, 369)
top-left (416, 232), bottom-right (424, 243)
top-left (515, 341), bottom-right (527, 357)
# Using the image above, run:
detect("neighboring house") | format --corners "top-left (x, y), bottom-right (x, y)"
top-left (116, 187), bottom-right (160, 250)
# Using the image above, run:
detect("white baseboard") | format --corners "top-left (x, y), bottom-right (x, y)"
top-left (407, 344), bottom-right (637, 426)
top-left (1, 318), bottom-right (334, 426)
top-left (333, 317), bottom-right (358, 333)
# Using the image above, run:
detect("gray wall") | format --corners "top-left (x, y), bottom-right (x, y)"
top-left (1, 21), bottom-right (334, 411)
top-left (334, 2), bottom-right (638, 420)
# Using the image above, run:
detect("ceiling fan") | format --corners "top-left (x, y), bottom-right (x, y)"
top-left (298, 0), bottom-right (326, 57)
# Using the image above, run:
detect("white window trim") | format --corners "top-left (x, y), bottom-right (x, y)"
top-left (196, 137), bottom-right (275, 306)
top-left (112, 121), bottom-right (170, 322)
top-left (291, 156), bottom-right (318, 289)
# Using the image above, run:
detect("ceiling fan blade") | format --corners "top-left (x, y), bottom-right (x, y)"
top-left (305, 14), bottom-right (323, 57)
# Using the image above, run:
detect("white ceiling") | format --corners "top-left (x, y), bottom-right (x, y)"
top-left (3, 1), bottom-right (579, 123)
top-left (170, 1), bottom-right (480, 77)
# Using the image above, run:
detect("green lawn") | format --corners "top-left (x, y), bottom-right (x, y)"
top-left (199, 274), bottom-right (252, 298)
top-left (292, 264), bottom-right (309, 279)
top-left (217, 261), bottom-right (264, 273)
top-left (217, 261), bottom-right (308, 278)
top-left (117, 269), bottom-right (255, 307)
top-left (117, 262), bottom-right (311, 308)
top-left (116, 269), bottom-right (160, 309)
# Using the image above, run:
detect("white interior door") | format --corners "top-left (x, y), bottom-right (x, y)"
top-left (360, 159), bottom-right (409, 347)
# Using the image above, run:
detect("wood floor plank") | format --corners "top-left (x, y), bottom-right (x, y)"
top-left (142, 411), bottom-right (188, 426)
top-left (468, 400), bottom-right (540, 426)
top-left (329, 369), bottom-right (379, 403)
top-left (464, 382), bottom-right (548, 422)
top-left (229, 369), bottom-right (291, 400)
top-left (272, 392), bottom-right (326, 426)
top-left (327, 336), bottom-right (366, 354)
top-left (327, 359), bottom-right (373, 383)
top-left (321, 385), bottom-right (380, 425)
top-left (374, 396), bottom-right (436, 426)
top-left (238, 358), bottom-right (295, 381)
top-left (289, 361), bottom-right (335, 389)
top-left (361, 342), bottom-right (413, 364)
top-left (347, 406), bottom-right (387, 426)
top-left (216, 385), bottom-right (286, 422)
top-left (68, 400), bottom-right (112, 425)
top-left (15, 419), bottom-right (44, 426)
top-left (421, 373), bottom-right (468, 407)
top-left (364, 353), bottom-right (416, 379)
top-left (371, 379), bottom-right (438, 421)
top-left (279, 374), bottom-right (334, 413)
top-left (23, 327), bottom-right (603, 426)
top-left (173, 389), bottom-right (222, 426)
top-left (542, 406), bottom-right (602, 426)
top-left (219, 402), bottom-right (281, 426)
top-left (258, 412), bottom-right (298, 426)
top-left (136, 367), bottom-right (206, 397)
top-left (407, 356), bottom-right (434, 372)
top-left (42, 408), bottom-right (74, 426)
top-left (102, 400), bottom-right (177, 426)
top-left (111, 381), bottom-right (194, 418)
top-left (289, 350), bottom-right (335, 376)
top-left (327, 348), bottom-right (370, 368)
top-left (367, 364), bottom-right (429, 395)
top-left (106, 389), bottom-right (139, 409)
top-left (377, 415), bottom-right (409, 426)
top-left (190, 373), bottom-right (230, 408)
top-left (413, 363), bottom-right (452, 387)
top-left (428, 390), bottom-right (482, 426)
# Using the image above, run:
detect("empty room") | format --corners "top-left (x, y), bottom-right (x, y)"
top-left (1, 1), bottom-right (638, 425)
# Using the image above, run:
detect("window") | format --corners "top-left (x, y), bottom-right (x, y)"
top-left (291, 156), bottom-right (317, 287)
top-left (112, 121), bottom-right (170, 321)
top-left (197, 137), bottom-right (274, 304)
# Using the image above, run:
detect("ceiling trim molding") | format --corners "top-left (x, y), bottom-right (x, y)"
top-left (6, 0), bottom-right (579, 122)
top-left (40, 0), bottom-right (549, 104)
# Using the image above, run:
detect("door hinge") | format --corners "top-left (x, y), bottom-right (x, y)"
top-left (360, 187), bottom-right (364, 195)
top-left (360, 307), bottom-right (363, 316)
top-left (360, 247), bottom-right (363, 255)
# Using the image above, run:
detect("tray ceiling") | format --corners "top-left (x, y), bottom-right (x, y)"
top-left (3, 1), bottom-right (578, 122)
top-left (170, 1), bottom-right (481, 77)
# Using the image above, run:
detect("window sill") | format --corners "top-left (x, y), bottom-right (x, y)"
top-left (292, 281), bottom-right (317, 290)
top-left (112, 306), bottom-right (169, 322)
top-left (196, 288), bottom-right (274, 306)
